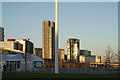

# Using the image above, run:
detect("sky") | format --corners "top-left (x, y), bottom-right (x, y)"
top-left (1, 0), bottom-right (120, 2)
top-left (1, 2), bottom-right (118, 61)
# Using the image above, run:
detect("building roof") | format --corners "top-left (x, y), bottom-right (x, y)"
top-left (1, 54), bottom-right (44, 61)
top-left (1, 54), bottom-right (24, 61)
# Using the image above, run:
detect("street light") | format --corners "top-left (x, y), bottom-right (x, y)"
top-left (55, 0), bottom-right (59, 74)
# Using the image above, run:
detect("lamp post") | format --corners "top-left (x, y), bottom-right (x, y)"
top-left (55, 0), bottom-right (59, 74)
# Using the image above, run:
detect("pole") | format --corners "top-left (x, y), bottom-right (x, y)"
top-left (24, 54), bottom-right (27, 72)
top-left (85, 57), bottom-right (86, 74)
top-left (55, 0), bottom-right (59, 73)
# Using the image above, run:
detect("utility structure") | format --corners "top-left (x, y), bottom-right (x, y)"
top-left (55, 0), bottom-right (59, 74)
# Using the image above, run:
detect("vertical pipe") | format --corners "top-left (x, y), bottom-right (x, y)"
top-left (55, 0), bottom-right (59, 73)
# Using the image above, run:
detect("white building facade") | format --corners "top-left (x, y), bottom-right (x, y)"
top-left (1, 54), bottom-right (44, 72)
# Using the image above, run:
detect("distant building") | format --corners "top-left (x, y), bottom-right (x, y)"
top-left (79, 55), bottom-right (85, 63)
top-left (85, 55), bottom-right (101, 63)
top-left (79, 50), bottom-right (91, 56)
top-left (18, 39), bottom-right (34, 54)
top-left (0, 27), bottom-right (4, 41)
top-left (58, 49), bottom-right (65, 62)
top-left (33, 48), bottom-right (42, 58)
top-left (85, 55), bottom-right (96, 63)
top-left (0, 39), bottom-right (34, 54)
top-left (42, 21), bottom-right (55, 60)
top-left (96, 56), bottom-right (101, 63)
top-left (0, 39), bottom-right (23, 51)
top-left (67, 38), bottom-right (80, 62)
top-left (78, 55), bottom-right (101, 63)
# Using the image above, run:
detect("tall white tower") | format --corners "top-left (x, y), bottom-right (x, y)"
top-left (55, 0), bottom-right (59, 73)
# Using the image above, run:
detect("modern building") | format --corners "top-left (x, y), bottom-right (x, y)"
top-left (85, 55), bottom-right (96, 63)
top-left (96, 56), bottom-right (101, 63)
top-left (58, 49), bottom-right (65, 62)
top-left (0, 27), bottom-right (4, 41)
top-left (78, 55), bottom-right (101, 63)
top-left (0, 39), bottom-right (23, 51)
top-left (85, 55), bottom-right (101, 63)
top-left (18, 39), bottom-right (34, 54)
top-left (79, 50), bottom-right (91, 56)
top-left (0, 39), bottom-right (34, 54)
top-left (42, 21), bottom-right (55, 60)
top-left (78, 49), bottom-right (101, 63)
top-left (79, 55), bottom-right (85, 63)
top-left (33, 48), bottom-right (42, 58)
top-left (67, 38), bottom-right (80, 62)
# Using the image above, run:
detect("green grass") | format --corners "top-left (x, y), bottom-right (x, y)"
top-left (2, 72), bottom-right (120, 79)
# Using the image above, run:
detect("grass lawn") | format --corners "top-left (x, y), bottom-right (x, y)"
top-left (1, 72), bottom-right (120, 79)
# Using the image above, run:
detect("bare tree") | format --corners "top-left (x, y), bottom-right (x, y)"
top-left (111, 52), bottom-right (118, 63)
top-left (104, 46), bottom-right (112, 63)
top-left (104, 46), bottom-right (117, 63)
